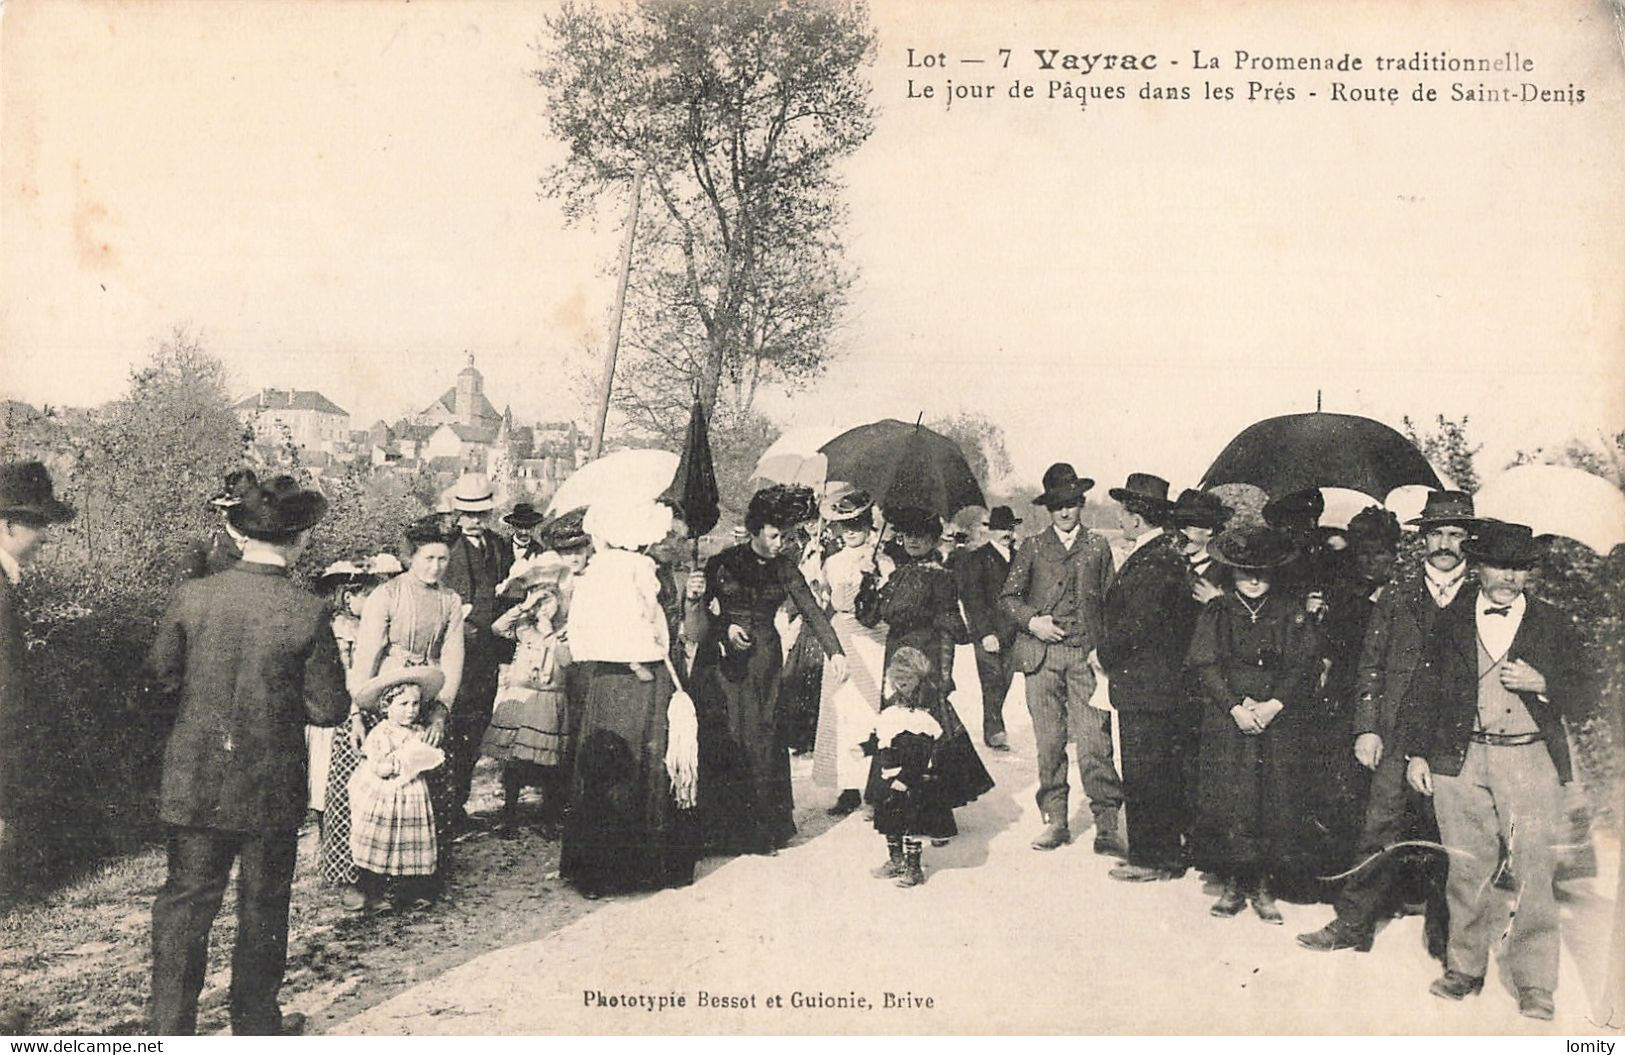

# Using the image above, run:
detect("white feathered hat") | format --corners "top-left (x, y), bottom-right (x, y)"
top-left (583, 498), bottom-right (673, 551)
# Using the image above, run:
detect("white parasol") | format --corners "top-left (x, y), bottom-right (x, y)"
top-left (1474, 464), bottom-right (1625, 555)
top-left (749, 424), bottom-right (852, 488)
top-left (546, 448), bottom-right (679, 516)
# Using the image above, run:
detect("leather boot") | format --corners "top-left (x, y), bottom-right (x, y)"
top-left (1251, 880), bottom-right (1284, 925)
top-left (1210, 878), bottom-right (1247, 917)
top-left (895, 839), bottom-right (925, 888)
top-left (871, 837), bottom-right (905, 879)
top-left (1296, 919), bottom-right (1374, 952)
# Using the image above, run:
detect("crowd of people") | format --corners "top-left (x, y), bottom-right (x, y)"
top-left (0, 449), bottom-right (1600, 1033)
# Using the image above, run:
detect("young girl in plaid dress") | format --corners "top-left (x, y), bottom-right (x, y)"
top-left (348, 667), bottom-right (445, 908)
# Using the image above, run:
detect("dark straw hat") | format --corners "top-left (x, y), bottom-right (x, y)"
top-left (1210, 524), bottom-right (1298, 571)
top-left (226, 475), bottom-right (328, 539)
top-left (1169, 489), bottom-right (1231, 531)
top-left (1035, 462), bottom-right (1094, 509)
top-left (1262, 488), bottom-right (1325, 529)
top-left (1406, 490), bottom-right (1478, 529)
top-left (820, 486), bottom-right (874, 524)
top-left (540, 507), bottom-right (591, 552)
top-left (0, 461), bottom-right (75, 523)
top-left (1462, 520), bottom-right (1543, 569)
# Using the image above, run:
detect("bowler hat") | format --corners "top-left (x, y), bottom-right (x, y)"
top-left (504, 502), bottom-right (546, 529)
top-left (1406, 490), bottom-right (1478, 529)
top-left (987, 505), bottom-right (1022, 531)
top-left (1109, 473), bottom-right (1173, 516)
top-left (1169, 489), bottom-right (1231, 530)
top-left (0, 461), bottom-right (75, 523)
top-left (225, 475), bottom-right (327, 539)
top-left (1210, 524), bottom-right (1298, 571)
top-left (1035, 463), bottom-right (1094, 509)
top-left (450, 472), bottom-right (496, 513)
top-left (1263, 488), bottom-right (1325, 529)
top-left (820, 486), bottom-right (874, 524)
top-left (1462, 520), bottom-right (1542, 569)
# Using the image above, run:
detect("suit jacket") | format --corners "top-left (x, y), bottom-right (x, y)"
top-left (1396, 592), bottom-right (1592, 783)
top-left (1099, 533), bottom-right (1193, 712)
top-left (178, 528), bottom-right (242, 580)
top-left (0, 573), bottom-right (29, 819)
top-left (998, 527), bottom-right (1113, 675)
top-left (146, 562), bottom-right (350, 833)
top-left (442, 529), bottom-right (514, 661)
top-left (955, 542), bottom-right (1017, 648)
top-left (1351, 576), bottom-right (1471, 742)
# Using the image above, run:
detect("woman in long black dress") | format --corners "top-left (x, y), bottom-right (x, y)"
top-left (692, 486), bottom-right (847, 856)
top-left (1186, 524), bottom-right (1324, 924)
top-left (857, 506), bottom-right (993, 840)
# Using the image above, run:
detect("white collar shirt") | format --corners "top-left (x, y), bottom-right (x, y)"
top-left (1052, 524), bottom-right (1081, 550)
top-left (1423, 563), bottom-right (1468, 607)
top-left (1475, 590), bottom-right (1526, 662)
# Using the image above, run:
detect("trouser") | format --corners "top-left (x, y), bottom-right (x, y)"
top-left (1432, 742), bottom-right (1563, 990)
top-left (150, 825), bottom-right (298, 1036)
top-left (446, 657), bottom-right (500, 817)
top-left (1117, 709), bottom-right (1188, 869)
top-left (1023, 642), bottom-right (1122, 828)
top-left (973, 643), bottom-right (1013, 742)
top-left (1333, 746), bottom-right (1448, 938)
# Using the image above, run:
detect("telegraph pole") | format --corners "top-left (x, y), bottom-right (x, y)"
top-left (589, 168), bottom-right (646, 461)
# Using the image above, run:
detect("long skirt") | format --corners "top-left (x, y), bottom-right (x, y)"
top-left (560, 662), bottom-right (699, 895)
top-left (777, 620), bottom-right (826, 754)
top-left (306, 724), bottom-right (333, 813)
top-left (318, 714), bottom-right (382, 886)
top-left (812, 613), bottom-right (886, 791)
top-left (693, 627), bottom-right (796, 855)
top-left (348, 769), bottom-right (438, 876)
top-left (1192, 704), bottom-right (1306, 879)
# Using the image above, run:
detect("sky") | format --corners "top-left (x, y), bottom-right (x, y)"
top-left (3, 0), bottom-right (1622, 496)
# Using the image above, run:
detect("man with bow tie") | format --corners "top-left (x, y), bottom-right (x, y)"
top-left (1299, 491), bottom-right (1476, 959)
top-left (441, 473), bottom-right (515, 833)
top-left (504, 502), bottom-right (548, 562)
top-left (1395, 520), bottom-right (1592, 1021)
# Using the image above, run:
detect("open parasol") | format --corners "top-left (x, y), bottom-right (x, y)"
top-left (1474, 464), bottom-right (1625, 555)
top-left (1200, 412), bottom-right (1443, 500)
top-left (547, 448), bottom-right (679, 517)
top-left (819, 418), bottom-right (985, 518)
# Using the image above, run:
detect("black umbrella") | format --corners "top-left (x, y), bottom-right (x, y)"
top-left (667, 396), bottom-right (720, 539)
top-left (820, 418), bottom-right (985, 518)
top-left (1199, 412), bottom-right (1443, 500)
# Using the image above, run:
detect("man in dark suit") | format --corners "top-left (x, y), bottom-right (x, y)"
top-left (0, 461), bottom-right (76, 900)
top-left (441, 472), bottom-right (514, 831)
top-left (1298, 490), bottom-right (1476, 957)
top-left (1099, 474), bottom-right (1192, 882)
top-left (147, 475), bottom-right (348, 1035)
top-left (1399, 520), bottom-right (1592, 1022)
top-left (504, 502), bottom-right (548, 562)
top-left (955, 505), bottom-right (1021, 750)
top-left (999, 463), bottom-right (1123, 854)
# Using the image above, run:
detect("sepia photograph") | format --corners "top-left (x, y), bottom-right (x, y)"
top-left (1, 0), bottom-right (1622, 1038)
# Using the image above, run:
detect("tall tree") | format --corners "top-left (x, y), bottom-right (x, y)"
top-left (534, 0), bottom-right (876, 428)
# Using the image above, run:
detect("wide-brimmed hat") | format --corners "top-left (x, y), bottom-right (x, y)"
top-left (226, 475), bottom-right (327, 539)
top-left (987, 505), bottom-right (1021, 531)
top-left (1169, 489), bottom-right (1231, 530)
top-left (888, 505), bottom-right (942, 540)
top-left (363, 552), bottom-right (404, 577)
top-left (352, 665), bottom-right (446, 711)
top-left (584, 498), bottom-right (672, 551)
top-left (0, 461), bottom-right (76, 523)
top-left (820, 486), bottom-right (874, 524)
top-left (503, 502), bottom-right (546, 529)
top-left (496, 551), bottom-right (571, 598)
top-left (1109, 473), bottom-right (1173, 517)
top-left (1462, 520), bottom-right (1543, 569)
top-left (1406, 490), bottom-right (1478, 529)
top-left (1210, 524), bottom-right (1298, 571)
top-left (1035, 462), bottom-right (1094, 509)
top-left (316, 560), bottom-right (367, 590)
top-left (450, 472), bottom-right (496, 513)
top-left (539, 508), bottom-right (590, 552)
top-left (208, 468), bottom-right (259, 509)
top-left (1262, 488), bottom-right (1325, 529)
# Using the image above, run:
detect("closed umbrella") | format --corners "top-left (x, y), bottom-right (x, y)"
top-left (1475, 464), bottom-right (1625, 555)
top-left (1200, 412), bottom-right (1443, 500)
top-left (666, 397), bottom-right (720, 538)
top-left (819, 418), bottom-right (985, 518)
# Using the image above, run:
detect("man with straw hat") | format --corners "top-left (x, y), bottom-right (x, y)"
top-left (1397, 520), bottom-right (1593, 1021)
top-left (146, 474), bottom-right (348, 1035)
top-left (0, 461), bottom-right (76, 897)
top-left (1000, 462), bottom-right (1124, 855)
top-left (1297, 490), bottom-right (1478, 959)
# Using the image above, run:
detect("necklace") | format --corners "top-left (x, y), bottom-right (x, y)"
top-left (1236, 593), bottom-right (1269, 623)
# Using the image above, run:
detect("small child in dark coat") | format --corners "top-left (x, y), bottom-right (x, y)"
top-left (862, 646), bottom-right (944, 887)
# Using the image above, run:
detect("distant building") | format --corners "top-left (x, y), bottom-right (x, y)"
top-left (413, 354), bottom-right (503, 432)
top-left (235, 388), bottom-right (351, 454)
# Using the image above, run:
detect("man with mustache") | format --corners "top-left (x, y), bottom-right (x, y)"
top-left (1298, 491), bottom-right (1476, 958)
